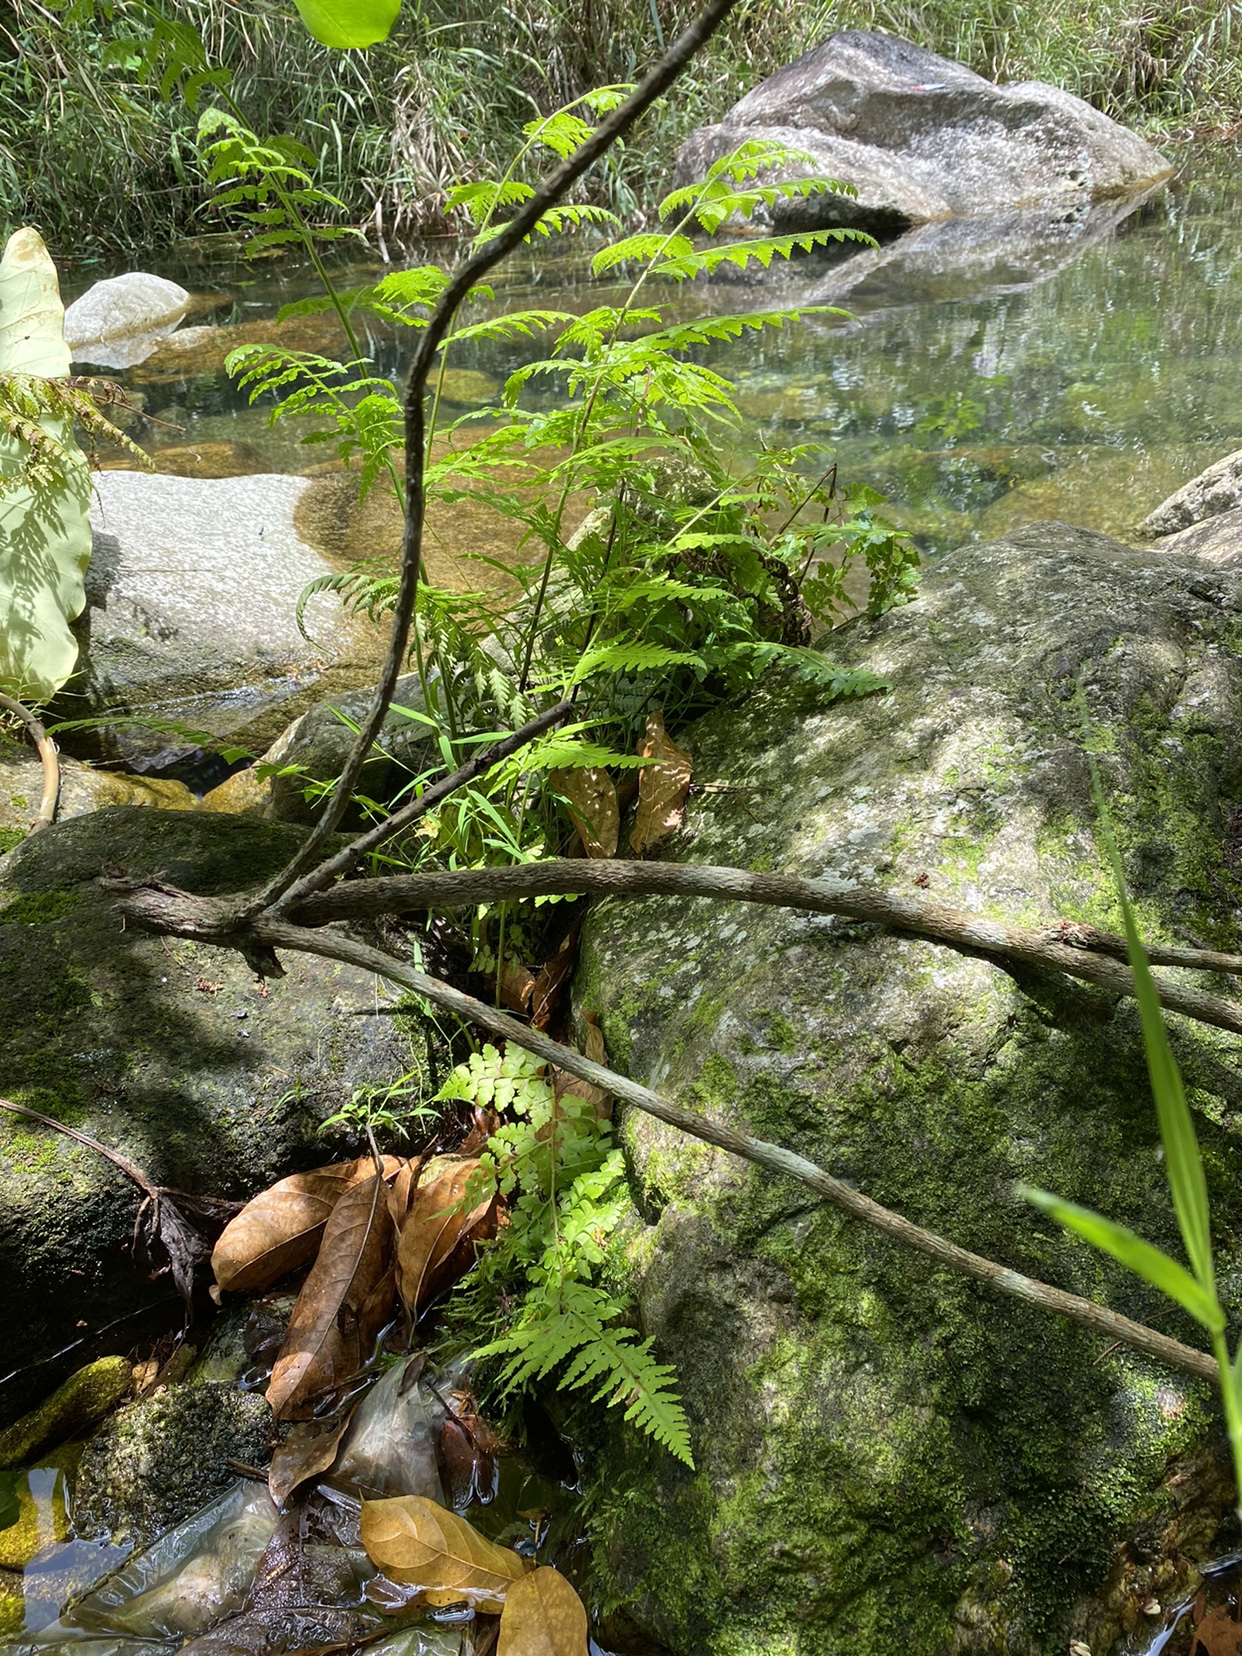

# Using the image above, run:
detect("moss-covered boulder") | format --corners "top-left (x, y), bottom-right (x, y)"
top-left (0, 809), bottom-right (416, 1420)
top-left (577, 524), bottom-right (1242, 1656)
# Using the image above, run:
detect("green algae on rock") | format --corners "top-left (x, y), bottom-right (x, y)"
top-left (0, 1359), bottom-right (131, 1470)
top-left (73, 1383), bottom-right (272, 1548)
top-left (575, 523), bottom-right (1242, 1656)
top-left (0, 809), bottom-right (422, 1422)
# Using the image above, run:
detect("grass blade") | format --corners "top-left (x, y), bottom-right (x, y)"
top-left (1020, 1185), bottom-right (1224, 1332)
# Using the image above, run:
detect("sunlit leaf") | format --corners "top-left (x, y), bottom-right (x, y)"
top-left (290, 0), bottom-right (401, 47)
top-left (360, 1494), bottom-right (527, 1612)
top-left (1020, 1185), bottom-right (1224, 1331)
top-left (630, 710), bottom-right (693, 854)
top-left (497, 1566), bottom-right (588, 1656)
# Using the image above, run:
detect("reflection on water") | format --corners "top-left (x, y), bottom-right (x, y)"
top-left (0, 1464), bottom-right (129, 1635)
top-left (64, 149), bottom-right (1242, 566)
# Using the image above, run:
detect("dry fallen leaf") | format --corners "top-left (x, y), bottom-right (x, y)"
top-left (266, 1171), bottom-right (396, 1419)
top-left (360, 1494), bottom-right (526, 1612)
top-left (498, 1566), bottom-right (588, 1656)
top-left (530, 919), bottom-right (583, 1032)
top-left (629, 710), bottom-right (692, 854)
top-left (212, 1156), bottom-right (401, 1294)
top-left (396, 1155), bottom-right (492, 1316)
top-left (550, 766), bottom-right (619, 859)
top-left (1192, 1608), bottom-right (1242, 1656)
top-left (267, 1408), bottom-right (355, 1506)
top-left (500, 958), bottom-right (539, 1014)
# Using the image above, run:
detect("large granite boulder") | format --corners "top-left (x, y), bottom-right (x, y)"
top-left (56, 471), bottom-right (385, 776)
top-left (576, 523), bottom-right (1242, 1655)
top-left (64, 273), bottom-right (191, 371)
top-left (676, 32), bottom-right (1171, 234)
top-left (0, 809), bottom-right (418, 1420)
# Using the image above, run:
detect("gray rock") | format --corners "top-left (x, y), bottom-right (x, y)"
top-left (64, 274), bottom-right (190, 369)
top-left (73, 1383), bottom-right (272, 1546)
top-left (1141, 449), bottom-right (1242, 538)
top-left (1153, 507), bottom-right (1242, 569)
top-left (577, 523), bottom-right (1242, 1655)
top-left (0, 809), bottom-right (419, 1420)
top-left (675, 31), bottom-right (1171, 234)
top-left (0, 728), bottom-right (198, 849)
top-left (58, 471), bottom-right (384, 772)
top-left (770, 191), bottom-right (1163, 316)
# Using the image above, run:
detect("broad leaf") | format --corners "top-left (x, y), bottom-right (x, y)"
top-left (359, 1494), bottom-right (526, 1611)
top-left (1020, 1185), bottom-right (1224, 1331)
top-left (267, 1409), bottom-right (355, 1506)
top-left (395, 1154), bottom-right (492, 1316)
top-left (212, 1155), bottom-right (402, 1293)
top-left (550, 765), bottom-right (619, 858)
top-left (266, 1171), bottom-right (396, 1418)
top-left (290, 0), bottom-right (401, 47)
top-left (630, 711), bottom-right (693, 854)
top-left (0, 228), bottom-right (92, 701)
top-left (498, 1566), bottom-right (588, 1655)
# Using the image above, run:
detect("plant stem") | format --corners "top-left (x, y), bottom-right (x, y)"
top-left (1211, 1330), bottom-right (1242, 1514)
top-left (241, 0), bottom-right (749, 919)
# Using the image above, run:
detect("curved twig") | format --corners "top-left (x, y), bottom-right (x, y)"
top-left (0, 691), bottom-right (59, 831)
top-left (243, 0), bottom-right (748, 919)
top-left (280, 861), bottom-right (1242, 1036)
top-left (131, 914), bottom-right (1215, 1385)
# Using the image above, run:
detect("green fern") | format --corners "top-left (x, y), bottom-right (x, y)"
top-left (439, 1044), bottom-right (695, 1467)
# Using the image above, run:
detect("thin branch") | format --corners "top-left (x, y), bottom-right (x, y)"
top-left (277, 860), bottom-right (1242, 1036)
top-left (110, 903), bottom-right (1216, 1384)
top-left (241, 0), bottom-right (748, 919)
top-left (0, 691), bottom-right (59, 830)
top-left (270, 699), bottom-right (575, 915)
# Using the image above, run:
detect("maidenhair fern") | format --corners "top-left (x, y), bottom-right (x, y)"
top-left (440, 1043), bottom-right (695, 1468)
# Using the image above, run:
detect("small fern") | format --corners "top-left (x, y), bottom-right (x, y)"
top-left (440, 1044), bottom-right (695, 1467)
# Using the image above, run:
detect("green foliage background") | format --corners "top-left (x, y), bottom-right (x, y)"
top-left (3, 0), bottom-right (1240, 254)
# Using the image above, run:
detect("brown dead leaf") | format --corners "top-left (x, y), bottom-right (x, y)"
top-left (396, 1155), bottom-right (492, 1316)
top-left (498, 1566), bottom-right (588, 1656)
top-left (550, 766), bottom-right (619, 859)
top-left (213, 1156), bottom-right (402, 1294)
top-left (1192, 1608), bottom-right (1242, 1656)
top-left (265, 1172), bottom-right (396, 1419)
top-left (529, 918), bottom-right (583, 1032)
top-left (629, 710), bottom-right (692, 854)
top-left (360, 1494), bottom-right (526, 1613)
top-left (500, 958), bottom-right (538, 1014)
top-left (551, 1012), bottom-right (611, 1119)
top-left (267, 1407), bottom-right (355, 1506)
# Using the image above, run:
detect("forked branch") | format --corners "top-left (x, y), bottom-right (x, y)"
top-left (243, 0), bottom-right (748, 917)
top-left (108, 892), bottom-right (1220, 1385)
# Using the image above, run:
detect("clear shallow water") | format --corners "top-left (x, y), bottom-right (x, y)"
top-left (64, 147), bottom-right (1242, 562)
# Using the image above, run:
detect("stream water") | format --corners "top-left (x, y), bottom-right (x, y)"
top-left (63, 146), bottom-right (1242, 562)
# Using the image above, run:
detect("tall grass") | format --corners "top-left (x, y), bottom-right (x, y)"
top-left (3, 0), bottom-right (1241, 256)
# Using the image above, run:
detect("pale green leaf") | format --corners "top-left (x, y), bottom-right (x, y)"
top-left (0, 228), bottom-right (91, 701)
top-left (290, 0), bottom-right (401, 47)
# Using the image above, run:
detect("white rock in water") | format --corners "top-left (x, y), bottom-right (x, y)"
top-left (63, 271), bottom-right (190, 350)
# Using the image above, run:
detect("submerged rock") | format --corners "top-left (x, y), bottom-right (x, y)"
top-left (0, 730), bottom-right (197, 849)
top-left (0, 809), bottom-right (418, 1419)
top-left (676, 31), bottom-right (1171, 234)
top-left (74, 1385), bottom-right (272, 1548)
top-left (578, 523), bottom-right (1242, 1654)
top-left (57, 471), bottom-right (386, 773)
top-left (0, 1359), bottom-right (131, 1469)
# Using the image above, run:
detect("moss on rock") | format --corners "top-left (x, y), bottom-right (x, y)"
top-left (576, 525), bottom-right (1242, 1655)
top-left (0, 1358), bottom-right (131, 1468)
top-left (73, 1381), bottom-right (272, 1546)
top-left (0, 809), bottom-right (421, 1421)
